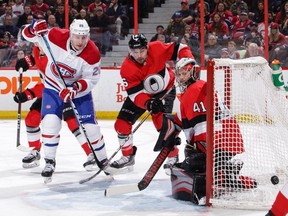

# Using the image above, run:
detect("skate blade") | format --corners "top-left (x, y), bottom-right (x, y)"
top-left (110, 165), bottom-right (134, 175)
top-left (44, 177), bottom-right (52, 184)
top-left (84, 164), bottom-right (98, 172)
top-left (22, 160), bottom-right (40, 169)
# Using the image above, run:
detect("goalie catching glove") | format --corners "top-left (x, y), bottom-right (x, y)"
top-left (145, 98), bottom-right (164, 114)
top-left (59, 80), bottom-right (87, 103)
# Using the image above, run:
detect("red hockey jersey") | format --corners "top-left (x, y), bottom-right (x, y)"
top-left (120, 41), bottom-right (193, 109)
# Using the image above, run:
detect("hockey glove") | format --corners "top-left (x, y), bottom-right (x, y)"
top-left (13, 89), bottom-right (35, 103)
top-left (31, 19), bottom-right (48, 36)
top-left (59, 81), bottom-right (83, 103)
top-left (146, 98), bottom-right (164, 114)
top-left (15, 55), bottom-right (35, 72)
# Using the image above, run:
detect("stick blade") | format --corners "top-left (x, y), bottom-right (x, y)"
top-left (104, 184), bottom-right (140, 197)
top-left (17, 145), bottom-right (34, 152)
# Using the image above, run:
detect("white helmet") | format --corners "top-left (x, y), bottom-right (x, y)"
top-left (175, 58), bottom-right (199, 92)
top-left (70, 19), bottom-right (90, 36)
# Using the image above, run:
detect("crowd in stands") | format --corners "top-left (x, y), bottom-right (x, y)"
top-left (0, 0), bottom-right (153, 66)
top-left (149, 0), bottom-right (288, 66)
top-left (0, 0), bottom-right (288, 67)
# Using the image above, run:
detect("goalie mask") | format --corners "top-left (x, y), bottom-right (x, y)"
top-left (175, 58), bottom-right (199, 92)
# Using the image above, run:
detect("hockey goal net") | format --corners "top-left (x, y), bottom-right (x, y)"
top-left (206, 57), bottom-right (288, 209)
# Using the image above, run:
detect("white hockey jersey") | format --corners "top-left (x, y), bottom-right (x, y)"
top-left (22, 26), bottom-right (101, 98)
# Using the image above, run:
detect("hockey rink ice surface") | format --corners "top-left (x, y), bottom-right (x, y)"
top-left (0, 119), bottom-right (269, 216)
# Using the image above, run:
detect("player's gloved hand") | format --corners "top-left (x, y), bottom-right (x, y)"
top-left (13, 89), bottom-right (34, 103)
top-left (146, 98), bottom-right (164, 114)
top-left (30, 19), bottom-right (48, 36)
top-left (59, 81), bottom-right (82, 103)
top-left (15, 55), bottom-right (35, 72)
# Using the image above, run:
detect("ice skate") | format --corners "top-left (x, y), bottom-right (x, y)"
top-left (22, 149), bottom-right (41, 168)
top-left (83, 153), bottom-right (97, 172)
top-left (111, 146), bottom-right (137, 172)
top-left (41, 158), bottom-right (56, 184)
top-left (163, 155), bottom-right (179, 176)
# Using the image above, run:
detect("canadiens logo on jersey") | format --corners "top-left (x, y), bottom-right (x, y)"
top-left (51, 62), bottom-right (76, 79)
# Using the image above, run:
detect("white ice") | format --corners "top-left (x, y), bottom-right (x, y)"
top-left (0, 119), bottom-right (268, 216)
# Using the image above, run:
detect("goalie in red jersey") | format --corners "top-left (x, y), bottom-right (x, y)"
top-left (13, 45), bottom-right (96, 171)
top-left (157, 58), bottom-right (257, 204)
top-left (111, 33), bottom-right (194, 174)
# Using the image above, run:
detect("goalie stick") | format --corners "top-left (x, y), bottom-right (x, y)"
top-left (79, 87), bottom-right (175, 184)
top-left (16, 67), bottom-right (34, 152)
top-left (104, 141), bottom-right (176, 196)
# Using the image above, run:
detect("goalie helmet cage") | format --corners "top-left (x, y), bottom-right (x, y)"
top-left (206, 57), bottom-right (288, 209)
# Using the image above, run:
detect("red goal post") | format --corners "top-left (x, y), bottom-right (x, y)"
top-left (206, 57), bottom-right (288, 209)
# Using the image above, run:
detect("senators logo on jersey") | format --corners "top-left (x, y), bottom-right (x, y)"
top-left (51, 62), bottom-right (76, 79)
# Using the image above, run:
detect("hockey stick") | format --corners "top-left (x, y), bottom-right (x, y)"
top-left (16, 67), bottom-right (34, 152)
top-left (104, 142), bottom-right (175, 197)
top-left (79, 87), bottom-right (175, 184)
top-left (42, 35), bottom-right (103, 170)
top-left (79, 110), bottom-right (152, 184)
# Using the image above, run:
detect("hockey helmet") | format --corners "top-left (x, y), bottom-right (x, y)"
top-left (128, 34), bottom-right (148, 49)
top-left (175, 58), bottom-right (200, 92)
top-left (70, 19), bottom-right (90, 36)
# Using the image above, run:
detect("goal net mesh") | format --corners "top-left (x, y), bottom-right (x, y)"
top-left (208, 57), bottom-right (288, 209)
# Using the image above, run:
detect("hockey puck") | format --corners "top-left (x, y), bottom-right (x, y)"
top-left (271, 175), bottom-right (279, 185)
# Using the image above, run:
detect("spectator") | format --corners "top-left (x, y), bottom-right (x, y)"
top-left (232, 10), bottom-right (252, 43)
top-left (0, 31), bottom-right (17, 66)
top-left (275, 1), bottom-right (288, 25)
top-left (88, 6), bottom-right (112, 55)
top-left (207, 12), bottom-right (230, 41)
top-left (227, 40), bottom-right (241, 59)
top-left (74, 8), bottom-right (90, 22)
top-left (202, 33), bottom-right (222, 65)
top-left (280, 9), bottom-right (288, 36)
top-left (243, 42), bottom-right (264, 58)
top-left (230, 0), bottom-right (248, 17)
top-left (244, 21), bottom-right (264, 46)
top-left (258, 10), bottom-right (274, 38)
top-left (220, 47), bottom-right (229, 58)
top-left (150, 25), bottom-right (170, 43)
top-left (47, 14), bottom-right (59, 29)
top-left (71, 0), bottom-right (84, 13)
top-left (0, 5), bottom-right (18, 26)
top-left (9, 48), bottom-right (24, 67)
top-left (105, 0), bottom-right (129, 39)
top-left (189, 12), bottom-right (200, 40)
top-left (165, 11), bottom-right (187, 38)
top-left (210, 2), bottom-right (234, 30)
top-left (0, 14), bottom-right (19, 38)
top-left (268, 22), bottom-right (288, 63)
top-left (16, 4), bottom-right (32, 28)
top-left (54, 3), bottom-right (73, 28)
top-left (87, 0), bottom-right (107, 16)
top-left (0, 31), bottom-right (15, 48)
top-left (251, 0), bottom-right (264, 24)
top-left (31, 0), bottom-right (49, 19)
top-left (12, 0), bottom-right (24, 18)
top-left (15, 13), bottom-right (34, 52)
top-left (171, 0), bottom-right (193, 25)
top-left (156, 33), bottom-right (166, 43)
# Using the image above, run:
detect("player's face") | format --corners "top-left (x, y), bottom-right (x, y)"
top-left (130, 47), bottom-right (148, 64)
top-left (176, 65), bottom-right (192, 84)
top-left (71, 34), bottom-right (89, 51)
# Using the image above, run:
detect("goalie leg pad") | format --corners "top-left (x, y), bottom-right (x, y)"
top-left (171, 166), bottom-right (206, 205)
